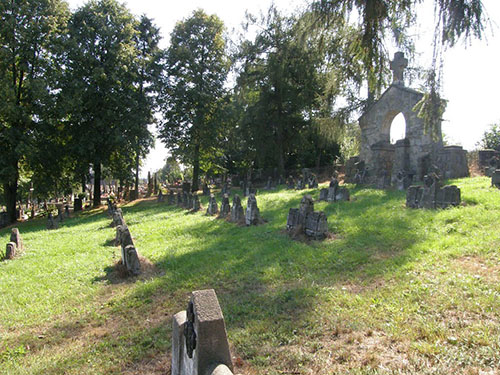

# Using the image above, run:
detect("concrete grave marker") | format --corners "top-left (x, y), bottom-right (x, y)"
top-left (245, 194), bottom-right (261, 226)
top-left (10, 228), bottom-right (24, 253)
top-left (172, 289), bottom-right (233, 375)
top-left (230, 195), bottom-right (244, 224)
top-left (206, 194), bottom-right (218, 216)
top-left (5, 242), bottom-right (16, 260)
top-left (192, 195), bottom-right (201, 211)
top-left (218, 194), bottom-right (230, 218)
top-left (47, 212), bottom-right (58, 230)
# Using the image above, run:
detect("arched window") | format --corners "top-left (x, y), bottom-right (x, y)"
top-left (390, 112), bottom-right (406, 144)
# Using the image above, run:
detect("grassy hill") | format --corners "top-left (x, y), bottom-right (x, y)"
top-left (0, 177), bottom-right (499, 374)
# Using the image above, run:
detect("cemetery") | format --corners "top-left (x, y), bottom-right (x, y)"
top-left (1, 0), bottom-right (499, 374)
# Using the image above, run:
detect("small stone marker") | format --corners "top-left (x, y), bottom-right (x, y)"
top-left (171, 289), bottom-right (233, 375)
top-left (168, 190), bottom-right (175, 205)
top-left (206, 194), bottom-right (218, 216)
top-left (5, 242), bottom-right (16, 260)
top-left (192, 195), bottom-right (201, 211)
top-left (308, 175), bottom-right (318, 189)
top-left (123, 244), bottom-right (141, 276)
top-left (245, 194), bottom-right (261, 226)
top-left (158, 190), bottom-right (164, 203)
top-left (47, 212), bottom-right (58, 230)
top-left (218, 194), bottom-right (231, 218)
top-left (64, 204), bottom-right (70, 218)
top-left (230, 195), bottom-right (244, 224)
top-left (74, 197), bottom-right (83, 212)
top-left (10, 228), bottom-right (24, 252)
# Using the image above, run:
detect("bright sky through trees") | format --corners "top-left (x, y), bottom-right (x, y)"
top-left (67, 0), bottom-right (500, 176)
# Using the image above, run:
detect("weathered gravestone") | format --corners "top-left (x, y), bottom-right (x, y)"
top-left (177, 193), bottom-right (183, 207)
top-left (112, 208), bottom-right (125, 227)
top-left (64, 204), bottom-right (70, 218)
top-left (57, 204), bottom-right (64, 223)
top-left (492, 169), bottom-right (500, 188)
top-left (47, 212), bottom-right (58, 230)
top-left (394, 170), bottom-right (412, 191)
top-left (287, 195), bottom-right (328, 239)
top-left (123, 245), bottom-right (141, 276)
top-left (191, 195), bottom-right (201, 211)
top-left (74, 197), bottom-right (83, 212)
top-left (319, 188), bottom-right (329, 201)
top-left (218, 194), bottom-right (231, 218)
top-left (10, 228), bottom-right (23, 253)
top-left (172, 289), bottom-right (233, 375)
top-left (168, 190), bottom-right (176, 205)
top-left (308, 175), bottom-right (318, 189)
top-left (230, 195), bottom-right (244, 224)
top-left (406, 175), bottom-right (461, 209)
top-left (245, 194), bottom-right (262, 226)
top-left (158, 190), bottom-right (164, 203)
top-left (286, 176), bottom-right (295, 190)
top-left (295, 177), bottom-right (305, 190)
top-left (5, 242), bottom-right (16, 260)
top-left (206, 194), bottom-right (219, 216)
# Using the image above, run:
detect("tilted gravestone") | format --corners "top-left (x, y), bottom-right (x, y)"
top-left (245, 194), bottom-right (261, 226)
top-left (5, 242), bottom-right (16, 260)
top-left (218, 194), bottom-right (231, 218)
top-left (47, 212), bottom-right (58, 230)
top-left (10, 228), bottom-right (24, 253)
top-left (206, 194), bottom-right (219, 216)
top-left (230, 195), bottom-right (244, 224)
top-left (172, 289), bottom-right (233, 375)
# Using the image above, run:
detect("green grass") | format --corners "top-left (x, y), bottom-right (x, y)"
top-left (0, 177), bottom-right (499, 374)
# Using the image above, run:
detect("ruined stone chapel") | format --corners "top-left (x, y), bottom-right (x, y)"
top-left (349, 52), bottom-right (468, 185)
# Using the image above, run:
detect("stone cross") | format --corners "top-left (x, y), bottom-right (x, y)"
top-left (390, 52), bottom-right (408, 85)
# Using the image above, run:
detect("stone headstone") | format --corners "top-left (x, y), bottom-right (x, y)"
top-left (64, 204), bottom-right (70, 218)
top-left (218, 194), bottom-right (231, 218)
top-left (177, 193), bottom-right (183, 207)
top-left (206, 194), bottom-right (218, 216)
top-left (308, 175), bottom-right (318, 189)
top-left (124, 245), bottom-right (141, 276)
top-left (74, 198), bottom-right (83, 212)
top-left (171, 289), bottom-right (233, 375)
top-left (192, 195), bottom-right (201, 211)
top-left (395, 170), bottom-right (412, 191)
top-left (10, 228), bottom-right (23, 252)
top-left (115, 225), bottom-right (123, 246)
top-left (319, 188), bottom-right (329, 201)
top-left (230, 195), bottom-right (244, 224)
top-left (245, 194), bottom-right (260, 226)
top-left (158, 190), bottom-right (164, 203)
top-left (304, 211), bottom-right (328, 239)
top-left (406, 185), bottom-right (421, 208)
top-left (112, 208), bottom-right (125, 227)
top-left (119, 225), bottom-right (134, 250)
top-left (286, 208), bottom-right (302, 230)
top-left (295, 178), bottom-right (304, 190)
top-left (47, 212), bottom-right (58, 230)
top-left (265, 176), bottom-right (272, 190)
top-left (419, 173), bottom-right (441, 209)
top-left (5, 242), bottom-right (16, 260)
top-left (492, 169), bottom-right (500, 188)
top-left (299, 194), bottom-right (314, 217)
top-left (286, 176), bottom-right (295, 190)
top-left (168, 190), bottom-right (175, 205)
top-left (335, 187), bottom-right (350, 202)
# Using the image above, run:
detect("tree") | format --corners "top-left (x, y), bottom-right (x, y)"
top-left (0, 0), bottom-right (69, 223)
top-left (159, 10), bottom-right (230, 191)
top-left (158, 156), bottom-right (183, 183)
top-left (478, 123), bottom-right (500, 151)
top-left (61, 0), bottom-right (157, 207)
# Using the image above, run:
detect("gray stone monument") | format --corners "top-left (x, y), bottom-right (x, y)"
top-left (492, 169), bottom-right (500, 188)
top-left (191, 195), bottom-right (201, 211)
top-left (245, 194), bottom-right (261, 226)
top-left (10, 228), bottom-right (24, 253)
top-left (5, 242), bottom-right (16, 260)
top-left (206, 194), bottom-right (218, 216)
top-left (230, 195), bottom-right (244, 224)
top-left (123, 244), bottom-right (141, 276)
top-left (171, 289), bottom-right (233, 375)
top-left (218, 194), bottom-right (230, 218)
top-left (47, 212), bottom-right (58, 230)
top-left (287, 195), bottom-right (328, 239)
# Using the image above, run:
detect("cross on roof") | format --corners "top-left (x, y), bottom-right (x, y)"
top-left (390, 52), bottom-right (408, 85)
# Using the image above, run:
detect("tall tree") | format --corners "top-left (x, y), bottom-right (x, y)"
top-left (159, 10), bottom-right (230, 191)
top-left (61, 0), bottom-right (156, 207)
top-left (0, 0), bottom-right (69, 222)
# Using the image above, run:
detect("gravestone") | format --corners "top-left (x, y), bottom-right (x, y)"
top-left (202, 183), bottom-right (210, 196)
top-left (112, 208), bottom-right (125, 227)
top-left (245, 194), bottom-right (261, 226)
top-left (335, 187), bottom-right (350, 202)
top-left (5, 242), bottom-right (16, 260)
top-left (406, 177), bottom-right (460, 209)
top-left (206, 194), bottom-right (218, 216)
top-left (168, 190), bottom-right (175, 205)
top-left (419, 173), bottom-right (440, 209)
top-left (64, 204), bottom-right (70, 218)
top-left (158, 190), bottom-right (164, 203)
top-left (319, 188), bottom-right (329, 201)
top-left (171, 289), bottom-right (233, 375)
top-left (394, 170), bottom-right (412, 190)
top-left (304, 211), bottom-right (328, 240)
top-left (119, 225), bottom-right (134, 249)
top-left (230, 195), bottom-right (244, 224)
top-left (308, 175), bottom-right (318, 189)
top-left (123, 244), bottom-right (141, 276)
top-left (286, 176), bottom-right (295, 190)
top-left (57, 204), bottom-right (64, 223)
top-left (492, 169), bottom-right (500, 188)
top-left (192, 195), bottom-right (201, 211)
top-left (74, 198), bottom-right (83, 212)
top-left (10, 228), bottom-right (23, 253)
top-left (218, 194), bottom-right (230, 218)
top-left (115, 225), bottom-right (123, 246)
top-left (47, 212), bottom-right (58, 230)
top-left (327, 177), bottom-right (339, 202)
top-left (287, 195), bottom-right (328, 239)
top-left (177, 193), bottom-right (183, 207)
top-left (286, 195), bottom-right (314, 230)
top-left (295, 178), bottom-right (304, 190)
top-left (265, 176), bottom-right (273, 190)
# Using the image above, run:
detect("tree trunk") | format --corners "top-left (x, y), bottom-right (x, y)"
top-left (81, 174), bottom-right (86, 193)
top-left (192, 143), bottom-right (200, 192)
top-left (135, 151), bottom-right (140, 198)
top-left (93, 162), bottom-right (101, 207)
top-left (4, 181), bottom-right (18, 224)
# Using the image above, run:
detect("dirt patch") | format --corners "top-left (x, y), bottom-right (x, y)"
top-left (455, 256), bottom-right (500, 283)
top-left (103, 255), bottom-right (161, 283)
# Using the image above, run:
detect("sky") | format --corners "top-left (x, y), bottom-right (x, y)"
top-left (67, 0), bottom-right (500, 177)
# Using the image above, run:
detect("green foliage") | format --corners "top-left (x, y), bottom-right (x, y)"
top-left (158, 157), bottom-right (183, 183)
top-left (477, 123), bottom-right (500, 151)
top-left (159, 10), bottom-right (230, 189)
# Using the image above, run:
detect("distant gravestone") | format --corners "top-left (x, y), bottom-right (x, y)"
top-left (245, 194), bottom-right (261, 226)
top-left (115, 225), bottom-right (123, 246)
top-left (295, 178), bottom-right (304, 190)
top-left (64, 204), bottom-right (70, 218)
top-left (177, 193), bottom-right (183, 207)
top-left (5, 242), bottom-right (16, 260)
top-left (168, 190), bottom-right (175, 205)
top-left (74, 198), bottom-right (83, 212)
top-left (265, 176), bottom-right (273, 190)
top-left (218, 194), bottom-right (231, 218)
top-left (492, 169), bottom-right (500, 188)
top-left (171, 289), bottom-right (233, 375)
top-left (57, 204), bottom-right (64, 223)
top-left (203, 183), bottom-right (210, 196)
top-left (308, 175), bottom-right (318, 189)
top-left (335, 187), bottom-right (350, 202)
top-left (395, 170), bottom-right (412, 190)
top-left (47, 212), bottom-right (58, 230)
top-left (158, 190), bottom-right (164, 203)
top-left (230, 195), bottom-right (244, 224)
top-left (319, 188), bottom-right (328, 201)
top-left (10, 228), bottom-right (23, 253)
top-left (304, 211), bottom-right (328, 239)
top-left (192, 195), bottom-right (201, 211)
top-left (287, 195), bottom-right (328, 239)
top-left (206, 194), bottom-right (218, 216)
top-left (112, 208), bottom-right (125, 227)
top-left (406, 175), bottom-right (460, 209)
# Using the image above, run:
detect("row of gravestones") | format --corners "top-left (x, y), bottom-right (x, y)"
top-left (3, 228), bottom-right (24, 260)
top-left (159, 189), bottom-right (202, 212)
top-left (406, 174), bottom-right (461, 209)
top-left (285, 174), bottom-right (318, 190)
top-left (46, 204), bottom-right (70, 230)
top-left (207, 193), bottom-right (263, 226)
top-left (108, 202), bottom-right (141, 276)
